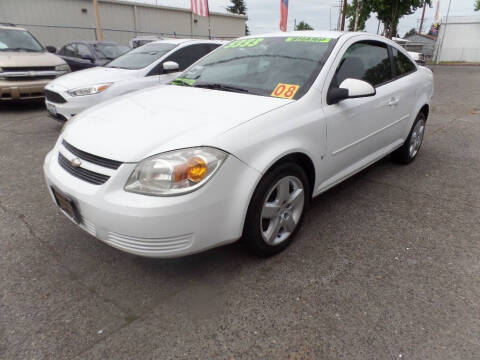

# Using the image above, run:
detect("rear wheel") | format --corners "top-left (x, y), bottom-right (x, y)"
top-left (392, 112), bottom-right (426, 164)
top-left (243, 163), bottom-right (309, 257)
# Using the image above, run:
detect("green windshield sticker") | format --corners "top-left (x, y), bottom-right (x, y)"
top-left (285, 37), bottom-right (331, 43)
top-left (172, 77), bottom-right (196, 86)
top-left (224, 38), bottom-right (264, 49)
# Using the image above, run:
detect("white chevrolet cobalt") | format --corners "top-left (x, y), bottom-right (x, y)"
top-left (44, 31), bottom-right (433, 258)
top-left (44, 39), bottom-right (223, 122)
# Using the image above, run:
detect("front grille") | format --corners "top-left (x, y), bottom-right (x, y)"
top-left (62, 140), bottom-right (123, 170)
top-left (3, 66), bottom-right (56, 72)
top-left (58, 153), bottom-right (110, 185)
top-left (7, 75), bottom-right (56, 81)
top-left (45, 89), bottom-right (67, 104)
top-left (48, 113), bottom-right (68, 123)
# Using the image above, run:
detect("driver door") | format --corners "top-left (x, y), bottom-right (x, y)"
top-left (320, 40), bottom-right (397, 189)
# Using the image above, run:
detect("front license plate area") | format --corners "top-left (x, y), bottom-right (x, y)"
top-left (51, 187), bottom-right (81, 224)
top-left (46, 102), bottom-right (57, 116)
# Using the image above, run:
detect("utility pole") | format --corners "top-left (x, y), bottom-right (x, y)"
top-left (93, 0), bottom-right (103, 41)
top-left (340, 0), bottom-right (347, 31)
top-left (377, 18), bottom-right (381, 34)
top-left (419, 1), bottom-right (427, 34)
top-left (354, 0), bottom-right (362, 31)
top-left (329, 7), bottom-right (332, 31)
top-left (436, 0), bottom-right (453, 63)
top-left (336, 0), bottom-right (343, 30)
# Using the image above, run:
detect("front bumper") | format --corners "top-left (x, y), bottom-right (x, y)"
top-left (0, 78), bottom-right (51, 101)
top-left (44, 83), bottom-right (105, 121)
top-left (43, 143), bottom-right (260, 258)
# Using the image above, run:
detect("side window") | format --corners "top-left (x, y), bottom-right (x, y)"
top-left (392, 47), bottom-right (416, 77)
top-left (163, 44), bottom-right (211, 71)
top-left (207, 43), bottom-right (221, 53)
top-left (332, 41), bottom-right (392, 88)
top-left (76, 44), bottom-right (92, 59)
top-left (62, 44), bottom-right (76, 57)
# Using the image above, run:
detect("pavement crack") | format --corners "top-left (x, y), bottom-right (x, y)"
top-left (0, 199), bottom-right (135, 324)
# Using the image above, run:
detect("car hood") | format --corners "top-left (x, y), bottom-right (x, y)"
top-left (63, 85), bottom-right (293, 162)
top-left (0, 51), bottom-right (65, 67)
top-left (51, 67), bottom-right (138, 89)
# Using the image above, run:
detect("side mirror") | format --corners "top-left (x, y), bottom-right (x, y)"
top-left (81, 54), bottom-right (94, 62)
top-left (162, 61), bottom-right (179, 74)
top-left (45, 45), bottom-right (57, 53)
top-left (327, 78), bottom-right (376, 105)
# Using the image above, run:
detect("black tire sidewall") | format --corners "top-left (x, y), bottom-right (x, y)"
top-left (243, 162), bottom-right (310, 257)
top-left (393, 112), bottom-right (426, 164)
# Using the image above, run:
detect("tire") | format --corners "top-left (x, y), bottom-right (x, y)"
top-left (243, 162), bottom-right (310, 257)
top-left (392, 112), bottom-right (426, 164)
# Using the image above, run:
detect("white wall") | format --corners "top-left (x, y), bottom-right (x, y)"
top-left (0, 0), bottom-right (247, 47)
top-left (435, 17), bottom-right (480, 62)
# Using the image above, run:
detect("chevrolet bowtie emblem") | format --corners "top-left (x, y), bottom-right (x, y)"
top-left (71, 158), bottom-right (82, 168)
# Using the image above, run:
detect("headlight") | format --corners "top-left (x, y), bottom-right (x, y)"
top-left (55, 64), bottom-right (71, 74)
top-left (125, 147), bottom-right (228, 196)
top-left (67, 83), bottom-right (112, 97)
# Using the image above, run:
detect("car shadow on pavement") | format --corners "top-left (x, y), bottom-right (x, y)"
top-left (0, 99), bottom-right (45, 112)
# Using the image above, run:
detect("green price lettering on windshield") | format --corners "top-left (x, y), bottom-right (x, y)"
top-left (172, 78), bottom-right (196, 86)
top-left (224, 38), bottom-right (264, 49)
top-left (285, 37), bottom-right (331, 43)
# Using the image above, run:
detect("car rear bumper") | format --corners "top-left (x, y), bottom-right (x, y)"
top-left (0, 79), bottom-right (51, 100)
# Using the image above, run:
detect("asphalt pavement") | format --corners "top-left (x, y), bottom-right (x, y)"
top-left (1, 66), bottom-right (479, 359)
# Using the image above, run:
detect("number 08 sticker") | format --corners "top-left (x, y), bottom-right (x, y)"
top-left (271, 83), bottom-right (300, 99)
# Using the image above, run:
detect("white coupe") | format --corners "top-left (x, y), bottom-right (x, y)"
top-left (44, 31), bottom-right (433, 258)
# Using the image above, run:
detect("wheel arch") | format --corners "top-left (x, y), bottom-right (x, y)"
top-left (264, 152), bottom-right (316, 197)
top-left (419, 104), bottom-right (429, 122)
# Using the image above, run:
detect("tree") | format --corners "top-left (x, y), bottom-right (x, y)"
top-left (404, 28), bottom-right (417, 38)
top-left (367, 0), bottom-right (432, 39)
top-left (346, 0), bottom-right (372, 31)
top-left (295, 21), bottom-right (314, 30)
top-left (226, 0), bottom-right (249, 35)
top-left (475, 0), bottom-right (480, 11)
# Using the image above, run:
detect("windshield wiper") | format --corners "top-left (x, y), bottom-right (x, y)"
top-left (3, 47), bottom-right (39, 52)
top-left (193, 82), bottom-right (250, 94)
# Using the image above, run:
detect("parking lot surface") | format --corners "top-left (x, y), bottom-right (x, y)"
top-left (1, 66), bottom-right (480, 359)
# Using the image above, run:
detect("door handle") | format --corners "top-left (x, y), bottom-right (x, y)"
top-left (388, 98), bottom-right (399, 106)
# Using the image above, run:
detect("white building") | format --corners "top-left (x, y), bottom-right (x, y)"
top-left (434, 15), bottom-right (480, 62)
top-left (0, 0), bottom-right (247, 47)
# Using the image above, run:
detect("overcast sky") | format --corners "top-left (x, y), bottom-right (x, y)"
top-left (131, 0), bottom-right (479, 37)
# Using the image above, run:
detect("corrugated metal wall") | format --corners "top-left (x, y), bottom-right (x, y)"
top-left (435, 17), bottom-right (480, 62)
top-left (0, 0), bottom-right (247, 47)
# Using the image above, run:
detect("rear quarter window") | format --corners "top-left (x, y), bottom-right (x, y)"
top-left (392, 47), bottom-right (417, 77)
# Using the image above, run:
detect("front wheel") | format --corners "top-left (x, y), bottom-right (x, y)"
top-left (392, 112), bottom-right (426, 164)
top-left (243, 163), bottom-right (310, 257)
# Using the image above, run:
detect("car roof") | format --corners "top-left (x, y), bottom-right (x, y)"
top-left (239, 30), bottom-right (398, 45)
top-left (150, 38), bottom-right (226, 45)
top-left (240, 31), bottom-right (345, 39)
top-left (66, 40), bottom-right (125, 46)
top-left (0, 24), bottom-right (27, 31)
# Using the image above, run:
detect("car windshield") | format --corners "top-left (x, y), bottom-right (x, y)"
top-left (173, 36), bottom-right (333, 99)
top-left (106, 42), bottom-right (177, 69)
top-left (0, 28), bottom-right (44, 52)
top-left (94, 43), bottom-right (130, 60)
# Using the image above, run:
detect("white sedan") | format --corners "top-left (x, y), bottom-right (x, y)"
top-left (44, 31), bottom-right (433, 258)
top-left (44, 39), bottom-right (224, 122)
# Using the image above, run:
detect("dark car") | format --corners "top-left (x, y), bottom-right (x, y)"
top-left (56, 41), bottom-right (130, 71)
